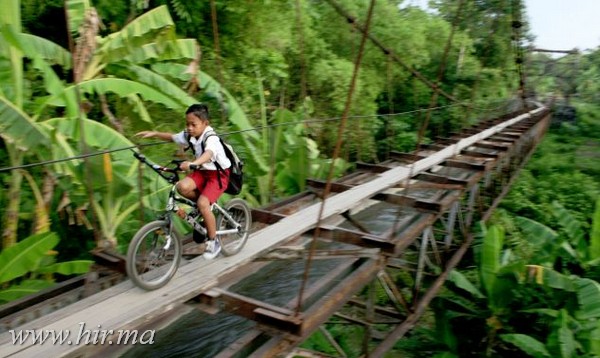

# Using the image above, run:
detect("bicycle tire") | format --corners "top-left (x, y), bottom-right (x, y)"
top-left (126, 220), bottom-right (181, 290)
top-left (217, 198), bottom-right (252, 256)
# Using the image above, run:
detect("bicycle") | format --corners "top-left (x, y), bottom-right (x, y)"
top-left (126, 152), bottom-right (252, 291)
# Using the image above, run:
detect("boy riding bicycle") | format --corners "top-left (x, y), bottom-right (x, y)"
top-left (136, 103), bottom-right (230, 259)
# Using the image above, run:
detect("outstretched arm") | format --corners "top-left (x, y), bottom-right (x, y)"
top-left (135, 131), bottom-right (174, 141)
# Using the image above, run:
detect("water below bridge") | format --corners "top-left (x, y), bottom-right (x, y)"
top-left (125, 202), bottom-right (400, 357)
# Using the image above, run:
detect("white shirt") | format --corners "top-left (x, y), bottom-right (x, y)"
top-left (172, 126), bottom-right (231, 170)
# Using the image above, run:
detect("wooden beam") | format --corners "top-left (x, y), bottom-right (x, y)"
top-left (372, 193), bottom-right (442, 213)
top-left (413, 173), bottom-right (468, 186)
top-left (317, 226), bottom-right (397, 254)
top-left (389, 152), bottom-right (425, 162)
top-left (472, 142), bottom-right (509, 151)
top-left (443, 159), bottom-right (487, 171)
top-left (251, 209), bottom-right (287, 225)
top-left (194, 288), bottom-right (303, 335)
top-left (306, 179), bottom-right (353, 193)
top-left (460, 150), bottom-right (499, 159)
top-left (356, 161), bottom-right (391, 173)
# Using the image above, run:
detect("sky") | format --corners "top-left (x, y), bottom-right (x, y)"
top-left (525, 0), bottom-right (600, 52)
top-left (403, 0), bottom-right (600, 53)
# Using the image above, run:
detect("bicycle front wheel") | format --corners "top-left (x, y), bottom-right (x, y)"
top-left (217, 198), bottom-right (252, 256)
top-left (126, 220), bottom-right (181, 290)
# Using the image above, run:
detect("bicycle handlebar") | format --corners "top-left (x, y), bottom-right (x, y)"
top-left (132, 151), bottom-right (181, 184)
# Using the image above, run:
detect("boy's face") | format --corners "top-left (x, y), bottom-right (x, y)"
top-left (185, 113), bottom-right (208, 137)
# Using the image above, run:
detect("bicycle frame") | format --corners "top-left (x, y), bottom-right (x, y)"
top-left (133, 151), bottom-right (242, 238)
top-left (128, 151), bottom-right (252, 290)
top-left (166, 184), bottom-right (242, 237)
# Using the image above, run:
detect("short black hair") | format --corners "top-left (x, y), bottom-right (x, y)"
top-left (186, 103), bottom-right (209, 121)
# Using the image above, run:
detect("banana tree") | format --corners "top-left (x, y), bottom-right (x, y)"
top-left (501, 266), bottom-right (600, 357)
top-left (1, 0), bottom-right (201, 248)
top-left (420, 224), bottom-right (524, 356)
top-left (0, 0), bottom-right (52, 247)
top-left (516, 199), bottom-right (600, 272)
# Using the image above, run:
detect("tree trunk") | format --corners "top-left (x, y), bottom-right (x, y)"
top-left (2, 147), bottom-right (24, 248)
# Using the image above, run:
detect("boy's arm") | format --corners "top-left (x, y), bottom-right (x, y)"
top-left (135, 131), bottom-right (174, 141)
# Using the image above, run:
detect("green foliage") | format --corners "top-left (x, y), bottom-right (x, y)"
top-left (0, 232), bottom-right (92, 303)
top-left (501, 333), bottom-right (551, 358)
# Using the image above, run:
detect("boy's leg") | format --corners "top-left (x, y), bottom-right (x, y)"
top-left (176, 177), bottom-right (199, 200)
top-left (199, 170), bottom-right (228, 259)
top-left (178, 174), bottom-right (206, 245)
top-left (197, 195), bottom-right (216, 239)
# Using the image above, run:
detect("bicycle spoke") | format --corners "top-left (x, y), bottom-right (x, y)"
top-left (126, 221), bottom-right (181, 290)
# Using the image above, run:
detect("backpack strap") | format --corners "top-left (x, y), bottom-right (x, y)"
top-left (184, 131), bottom-right (196, 156)
top-left (200, 130), bottom-right (225, 189)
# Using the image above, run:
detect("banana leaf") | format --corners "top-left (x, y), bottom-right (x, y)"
top-left (0, 232), bottom-right (59, 284)
top-left (589, 198), bottom-right (600, 261)
top-left (480, 225), bottom-right (504, 297)
top-left (18, 33), bottom-right (71, 68)
top-left (0, 280), bottom-right (54, 303)
top-left (552, 201), bottom-right (586, 255)
top-left (48, 78), bottom-right (187, 110)
top-left (97, 6), bottom-right (177, 63)
top-left (35, 260), bottom-right (93, 275)
top-left (547, 310), bottom-right (577, 358)
top-left (447, 269), bottom-right (486, 299)
top-left (515, 216), bottom-right (558, 246)
top-left (110, 63), bottom-right (196, 108)
top-left (500, 333), bottom-right (550, 358)
top-left (65, 0), bottom-right (91, 38)
top-left (123, 38), bottom-right (198, 63)
top-left (575, 278), bottom-right (600, 320)
top-left (0, 96), bottom-right (50, 151)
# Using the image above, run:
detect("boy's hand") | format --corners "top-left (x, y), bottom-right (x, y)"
top-left (135, 131), bottom-right (155, 138)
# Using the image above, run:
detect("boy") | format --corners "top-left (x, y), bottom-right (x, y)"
top-left (136, 103), bottom-right (231, 259)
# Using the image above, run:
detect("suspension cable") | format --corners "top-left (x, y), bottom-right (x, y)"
top-left (415, 0), bottom-right (465, 147)
top-left (325, 0), bottom-right (460, 104)
top-left (295, 0), bottom-right (376, 316)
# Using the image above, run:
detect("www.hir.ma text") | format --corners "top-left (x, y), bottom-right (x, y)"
top-left (10, 322), bottom-right (155, 346)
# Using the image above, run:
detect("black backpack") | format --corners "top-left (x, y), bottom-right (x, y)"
top-left (186, 131), bottom-right (244, 195)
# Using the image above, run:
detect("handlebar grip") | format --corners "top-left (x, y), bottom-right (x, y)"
top-left (133, 152), bottom-right (146, 161)
top-left (189, 164), bottom-right (198, 171)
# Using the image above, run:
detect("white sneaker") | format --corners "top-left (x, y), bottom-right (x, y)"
top-left (203, 239), bottom-right (221, 260)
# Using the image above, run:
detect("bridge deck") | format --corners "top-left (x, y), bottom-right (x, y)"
top-left (0, 107), bottom-right (547, 357)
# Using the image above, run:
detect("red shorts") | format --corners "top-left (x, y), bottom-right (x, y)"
top-left (187, 169), bottom-right (230, 204)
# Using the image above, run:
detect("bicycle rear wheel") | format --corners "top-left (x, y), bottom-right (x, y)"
top-left (217, 198), bottom-right (252, 256)
top-left (126, 220), bottom-right (181, 290)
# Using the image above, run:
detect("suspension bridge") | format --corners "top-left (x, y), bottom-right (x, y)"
top-left (0, 0), bottom-right (561, 355)
top-left (0, 102), bottom-right (551, 357)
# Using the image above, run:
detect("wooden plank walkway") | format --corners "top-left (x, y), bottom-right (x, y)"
top-left (0, 107), bottom-right (546, 357)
